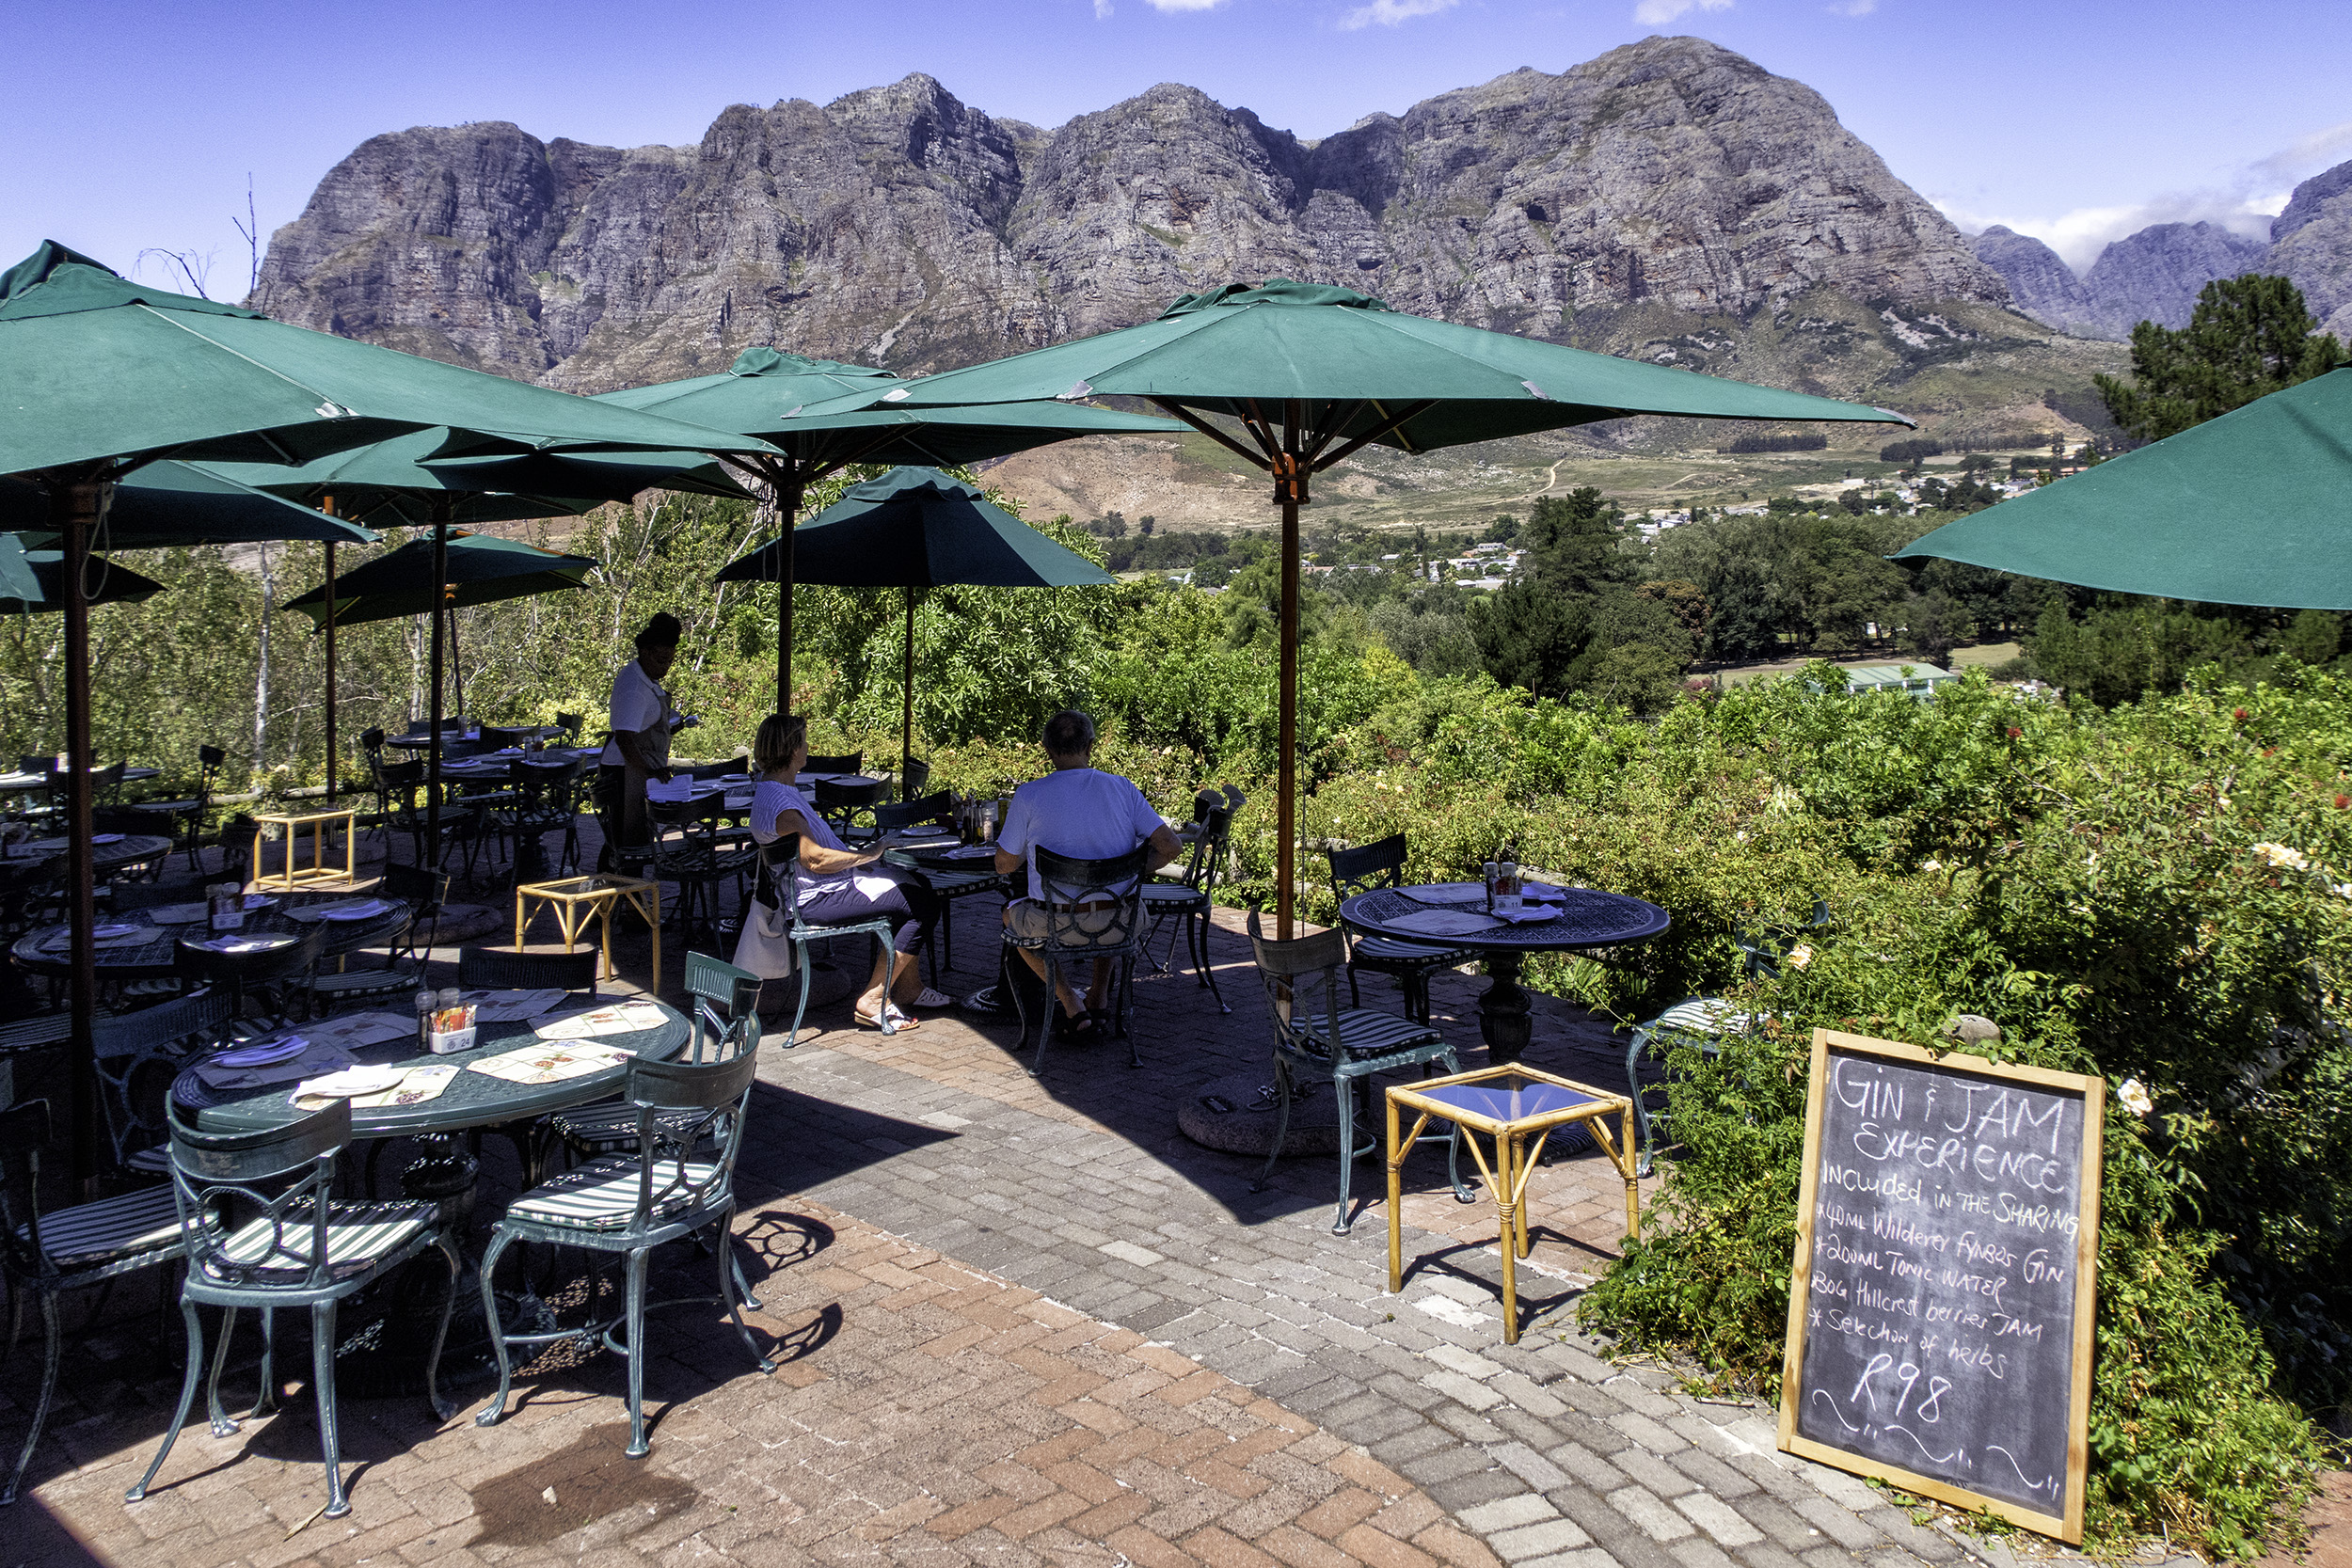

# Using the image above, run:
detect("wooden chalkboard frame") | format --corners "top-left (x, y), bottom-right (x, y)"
top-left (1777, 1029), bottom-right (2105, 1543)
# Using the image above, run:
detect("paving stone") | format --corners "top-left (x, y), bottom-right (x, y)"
top-left (1427, 1346), bottom-right (1506, 1380)
top-left (1665, 1448), bottom-right (1757, 1500)
top-left (1791, 1497), bottom-right (1884, 1552)
top-left (1610, 1446), bottom-right (1701, 1498)
top-left (1489, 1518), bottom-right (1596, 1561)
top-left (1456, 1496), bottom-right (1560, 1533)
top-left (1489, 1442), bottom-right (1569, 1492)
top-left (1608, 1486), bottom-right (1699, 1543)
top-left (1674, 1494), bottom-right (1766, 1546)
top-left (1426, 1467), bottom-right (1539, 1514)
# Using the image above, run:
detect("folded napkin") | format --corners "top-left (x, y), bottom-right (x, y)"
top-left (191, 933), bottom-right (294, 955)
top-left (645, 776), bottom-right (693, 802)
top-left (1380, 908), bottom-right (1502, 938)
top-left (194, 1042), bottom-right (356, 1092)
top-left (300, 1011), bottom-right (418, 1051)
top-left (1491, 904), bottom-right (1560, 925)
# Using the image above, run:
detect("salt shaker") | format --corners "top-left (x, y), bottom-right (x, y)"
top-left (414, 990), bottom-right (436, 1050)
top-left (1482, 861), bottom-right (1497, 912)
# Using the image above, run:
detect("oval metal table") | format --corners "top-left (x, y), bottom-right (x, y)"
top-left (13, 832), bottom-right (173, 879)
top-left (1339, 882), bottom-right (1670, 1063)
top-left (171, 1000), bottom-right (693, 1396)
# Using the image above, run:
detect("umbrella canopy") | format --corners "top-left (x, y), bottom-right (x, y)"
top-left (202, 428), bottom-right (750, 529)
top-left (882, 279), bottom-right (1912, 948)
top-left (719, 467), bottom-right (1116, 590)
top-left (0, 461), bottom-right (380, 548)
top-left (600, 345), bottom-right (1182, 701)
top-left (718, 467), bottom-right (1115, 770)
top-left (1892, 369), bottom-right (2352, 609)
top-left (286, 531), bottom-right (595, 627)
top-left (0, 543), bottom-right (166, 614)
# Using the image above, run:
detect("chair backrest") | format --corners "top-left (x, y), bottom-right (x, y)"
top-left (1172, 804), bottom-right (1232, 894)
top-left (479, 725), bottom-right (531, 749)
top-left (870, 790), bottom-right (953, 833)
top-left (803, 752), bottom-right (861, 775)
top-left (457, 945), bottom-right (598, 997)
top-left (555, 713), bottom-right (584, 741)
top-left (0, 1100), bottom-right (54, 1279)
top-left (1327, 832), bottom-right (1409, 903)
top-left (94, 990), bottom-right (234, 1171)
top-left (93, 760), bottom-right (127, 802)
top-left (605, 1048), bottom-right (762, 1238)
top-left (510, 756), bottom-right (582, 806)
top-left (380, 863), bottom-right (448, 956)
top-left (1245, 909), bottom-right (1349, 1053)
top-left (17, 755), bottom-right (56, 779)
top-left (898, 756), bottom-right (930, 798)
top-left (1031, 844), bottom-right (1150, 953)
top-left (166, 1099), bottom-right (352, 1291)
top-left (682, 951), bottom-right (762, 1063)
top-left (91, 806), bottom-right (153, 837)
top-left (812, 777), bottom-right (881, 837)
top-left (174, 923), bottom-right (327, 1001)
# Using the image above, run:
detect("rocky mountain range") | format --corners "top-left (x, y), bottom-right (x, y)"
top-left (1968, 162), bottom-right (2352, 342)
top-left (254, 36), bottom-right (2015, 393)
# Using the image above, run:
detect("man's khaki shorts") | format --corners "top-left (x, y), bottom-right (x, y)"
top-left (1006, 896), bottom-right (1123, 944)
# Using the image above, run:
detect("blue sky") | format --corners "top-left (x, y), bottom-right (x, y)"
top-left (6, 0), bottom-right (2348, 294)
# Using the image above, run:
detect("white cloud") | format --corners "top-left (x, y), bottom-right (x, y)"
top-left (2253, 119), bottom-right (2352, 182)
top-left (1094, 0), bottom-right (1113, 14)
top-left (1631, 0), bottom-right (1729, 26)
top-left (1340, 0), bottom-right (1457, 25)
top-left (1828, 0), bottom-right (1875, 14)
top-left (1144, 0), bottom-right (1227, 8)
top-left (1934, 193), bottom-right (2280, 273)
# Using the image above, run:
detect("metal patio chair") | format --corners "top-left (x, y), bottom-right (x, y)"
top-left (475, 1047), bottom-right (771, 1458)
top-left (543, 951), bottom-right (760, 1170)
top-left (1245, 910), bottom-right (1471, 1236)
top-left (1142, 802), bottom-right (1232, 1012)
top-left (1328, 832), bottom-right (1473, 1024)
top-left (1006, 844), bottom-right (1149, 1076)
top-left (126, 1100), bottom-right (458, 1520)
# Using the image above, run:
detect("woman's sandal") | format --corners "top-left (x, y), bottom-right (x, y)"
top-left (1055, 1008), bottom-right (1103, 1042)
top-left (854, 1003), bottom-right (920, 1032)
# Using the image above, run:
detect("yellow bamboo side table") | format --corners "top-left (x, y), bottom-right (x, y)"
top-left (1385, 1064), bottom-right (1639, 1343)
top-left (514, 874), bottom-right (663, 992)
top-left (250, 807), bottom-right (358, 891)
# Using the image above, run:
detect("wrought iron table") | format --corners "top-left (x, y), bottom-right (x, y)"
top-left (1338, 881), bottom-right (1670, 1063)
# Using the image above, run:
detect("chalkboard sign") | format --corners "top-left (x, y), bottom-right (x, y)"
top-left (1778, 1031), bottom-right (2104, 1543)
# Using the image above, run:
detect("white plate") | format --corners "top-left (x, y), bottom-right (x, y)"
top-left (91, 923), bottom-right (142, 939)
top-left (216, 1036), bottom-right (310, 1068)
top-left (242, 894), bottom-right (277, 911)
top-left (90, 832), bottom-right (124, 845)
top-left (295, 1065), bottom-right (409, 1098)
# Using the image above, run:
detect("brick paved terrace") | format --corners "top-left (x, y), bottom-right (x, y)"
top-left (0, 832), bottom-right (2164, 1568)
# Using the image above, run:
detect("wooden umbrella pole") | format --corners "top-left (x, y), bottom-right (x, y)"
top-left (322, 519), bottom-right (337, 801)
top-left (1276, 404), bottom-right (1303, 941)
top-left (774, 467), bottom-right (804, 714)
top-left (55, 469), bottom-right (106, 1192)
top-left (902, 587), bottom-right (916, 781)
top-left (450, 603), bottom-right (464, 723)
top-left (424, 499), bottom-right (451, 860)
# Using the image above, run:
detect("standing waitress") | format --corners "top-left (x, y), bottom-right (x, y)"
top-left (596, 611), bottom-right (693, 867)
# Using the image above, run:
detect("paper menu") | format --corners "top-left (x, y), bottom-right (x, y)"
top-left (465, 1041), bottom-right (632, 1085)
top-left (532, 1003), bottom-right (669, 1041)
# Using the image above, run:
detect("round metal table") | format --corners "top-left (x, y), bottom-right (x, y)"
top-left (10, 887), bottom-right (413, 982)
top-left (170, 1002), bottom-right (691, 1136)
top-left (10, 832), bottom-right (173, 878)
top-left (1339, 881), bottom-right (1670, 1063)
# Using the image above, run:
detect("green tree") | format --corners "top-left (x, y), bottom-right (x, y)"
top-left (2096, 275), bottom-right (2347, 443)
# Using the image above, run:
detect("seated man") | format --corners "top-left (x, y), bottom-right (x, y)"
top-left (966, 709), bottom-right (1179, 1036)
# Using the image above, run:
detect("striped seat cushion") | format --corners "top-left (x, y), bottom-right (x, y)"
top-left (505, 1155), bottom-right (723, 1231)
top-left (1641, 997), bottom-right (1753, 1040)
top-left (1141, 883), bottom-right (1205, 908)
top-left (207, 1200), bottom-right (431, 1283)
top-left (19, 1184), bottom-right (185, 1270)
top-left (1352, 936), bottom-right (1470, 966)
top-left (547, 1101), bottom-right (705, 1156)
top-left (1294, 1007), bottom-right (1445, 1061)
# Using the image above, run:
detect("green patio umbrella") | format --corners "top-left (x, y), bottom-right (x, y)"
top-left (208, 427), bottom-right (745, 795)
top-left (1892, 369), bottom-right (2352, 608)
top-left (0, 544), bottom-right (166, 614)
top-left (882, 279), bottom-right (1913, 954)
top-left (717, 466), bottom-right (1115, 770)
top-left (0, 534), bottom-right (40, 603)
top-left (0, 240), bottom-right (776, 1184)
top-left (598, 346), bottom-right (1182, 704)
top-left (285, 531), bottom-right (595, 721)
top-left (0, 461), bottom-right (385, 547)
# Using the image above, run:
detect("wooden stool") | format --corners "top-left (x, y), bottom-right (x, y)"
top-left (1385, 1064), bottom-right (1639, 1343)
top-left (515, 874), bottom-right (663, 992)
top-left (250, 807), bottom-right (358, 890)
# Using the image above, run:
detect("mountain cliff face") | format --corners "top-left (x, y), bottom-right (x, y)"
top-left (2078, 221), bottom-right (2268, 336)
top-left (1968, 226), bottom-right (2099, 337)
top-left (252, 36), bottom-right (2010, 391)
top-left (1969, 161), bottom-right (2352, 343)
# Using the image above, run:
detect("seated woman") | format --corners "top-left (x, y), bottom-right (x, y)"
top-left (745, 712), bottom-right (948, 1031)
